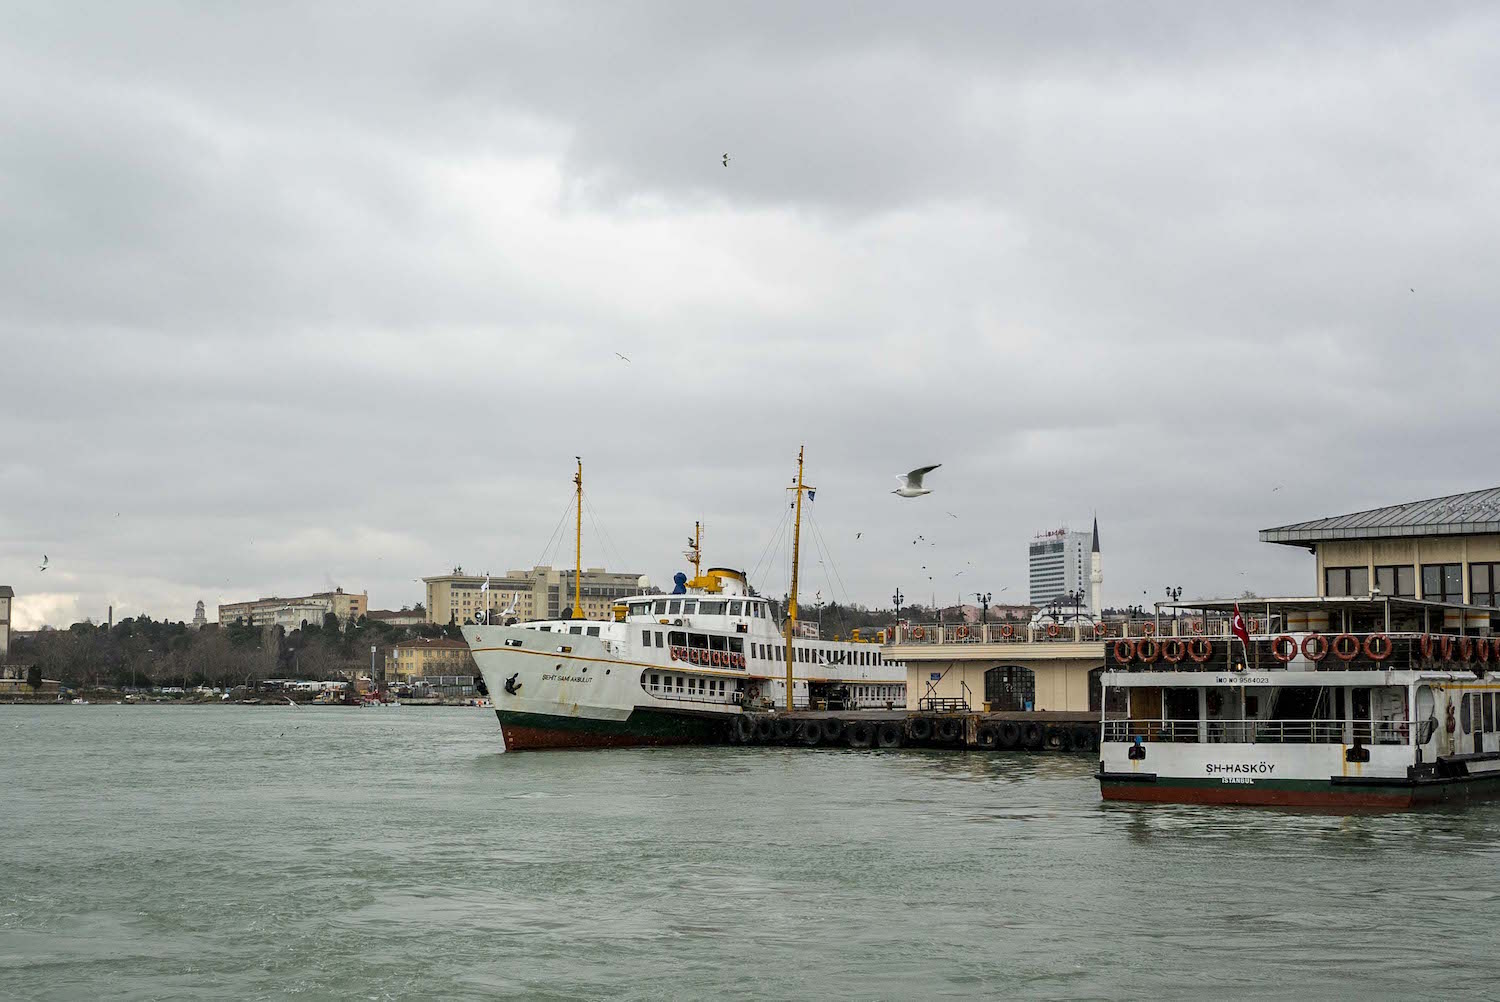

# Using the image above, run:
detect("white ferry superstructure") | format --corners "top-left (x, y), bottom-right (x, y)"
top-left (1098, 596), bottom-right (1500, 808)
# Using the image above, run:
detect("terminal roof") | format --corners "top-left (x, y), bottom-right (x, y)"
top-left (1260, 487), bottom-right (1500, 546)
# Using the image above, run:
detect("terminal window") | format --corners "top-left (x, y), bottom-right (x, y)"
top-left (1324, 567), bottom-right (1369, 597)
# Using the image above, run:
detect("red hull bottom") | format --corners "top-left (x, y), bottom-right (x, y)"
top-left (1100, 784), bottom-right (1415, 809)
top-left (500, 724), bottom-right (703, 752)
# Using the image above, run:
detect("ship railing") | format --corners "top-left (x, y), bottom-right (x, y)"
top-left (898, 622), bottom-right (1106, 644)
top-left (1103, 717), bottom-right (1414, 745)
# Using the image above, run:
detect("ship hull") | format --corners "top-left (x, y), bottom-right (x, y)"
top-left (1098, 770), bottom-right (1500, 809)
top-left (497, 707), bottom-right (729, 751)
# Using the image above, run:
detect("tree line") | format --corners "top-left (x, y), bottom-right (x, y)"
top-left (10, 613), bottom-right (453, 690)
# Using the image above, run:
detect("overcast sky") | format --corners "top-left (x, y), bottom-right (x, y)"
top-left (4, 2), bottom-right (1499, 629)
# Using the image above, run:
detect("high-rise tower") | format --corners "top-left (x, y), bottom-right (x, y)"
top-left (1089, 517), bottom-right (1103, 617)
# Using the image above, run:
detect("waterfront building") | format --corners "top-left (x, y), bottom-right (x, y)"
top-left (1262, 486), bottom-right (1500, 606)
top-left (218, 587), bottom-right (368, 630)
top-left (0, 585), bottom-right (10, 661)
top-left (191, 601), bottom-right (207, 630)
top-left (388, 636), bottom-right (475, 682)
top-left (422, 565), bottom-right (649, 625)
top-left (1028, 521), bottom-right (1101, 614)
top-left (368, 609), bottom-right (426, 627)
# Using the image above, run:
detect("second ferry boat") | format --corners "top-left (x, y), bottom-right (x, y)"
top-left (464, 451), bottom-right (906, 750)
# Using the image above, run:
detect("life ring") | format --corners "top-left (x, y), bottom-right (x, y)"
top-left (1094, 622), bottom-right (1107, 638)
top-left (1163, 639), bottom-right (1186, 664)
top-left (1046, 623), bottom-right (1061, 638)
top-left (1112, 639), bottom-right (1135, 663)
top-left (1141, 622), bottom-right (1156, 636)
top-left (1188, 638), bottom-right (1212, 663)
top-left (1301, 633), bottom-right (1328, 662)
top-left (1137, 638), bottom-right (1160, 664)
top-left (1479, 639), bottom-right (1493, 664)
top-left (1440, 635), bottom-right (1455, 661)
top-left (1419, 633), bottom-right (1436, 660)
top-left (669, 647), bottom-right (680, 661)
top-left (746, 683), bottom-right (761, 701)
top-left (1271, 635), bottom-right (1299, 662)
top-left (912, 627), bottom-right (926, 640)
top-left (1460, 637), bottom-right (1474, 662)
top-left (1249, 618), bottom-right (1261, 633)
top-left (1331, 634), bottom-right (1361, 662)
top-left (1000, 624), bottom-right (1014, 639)
top-left (1191, 620), bottom-right (1204, 635)
top-left (1446, 704), bottom-right (1456, 733)
top-left (956, 625), bottom-right (970, 639)
top-left (1363, 634), bottom-right (1392, 661)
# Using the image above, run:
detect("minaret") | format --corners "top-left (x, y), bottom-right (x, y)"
top-left (1089, 516), bottom-right (1103, 616)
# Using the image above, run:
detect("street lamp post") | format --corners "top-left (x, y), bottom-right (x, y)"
top-left (892, 587), bottom-right (904, 640)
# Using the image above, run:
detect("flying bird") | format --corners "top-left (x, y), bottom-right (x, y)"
top-left (722, 153), bottom-right (730, 166)
top-left (946, 512), bottom-right (959, 519)
top-left (894, 464), bottom-right (941, 498)
top-left (39, 555), bottom-right (48, 572)
top-left (855, 532), bottom-right (862, 540)
top-left (614, 352), bottom-right (631, 364)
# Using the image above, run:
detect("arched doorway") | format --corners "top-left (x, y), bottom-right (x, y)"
top-left (1089, 666), bottom-right (1127, 713)
top-left (984, 666), bottom-right (1035, 711)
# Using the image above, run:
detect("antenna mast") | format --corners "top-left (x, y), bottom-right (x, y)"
top-left (573, 457), bottom-right (584, 620)
top-left (784, 446), bottom-right (813, 712)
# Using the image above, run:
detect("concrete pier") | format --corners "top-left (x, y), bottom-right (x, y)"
top-left (731, 710), bottom-right (1099, 752)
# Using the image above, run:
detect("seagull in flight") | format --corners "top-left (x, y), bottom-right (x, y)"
top-left (722, 153), bottom-right (730, 167)
top-left (39, 554), bottom-right (48, 572)
top-left (614, 352), bottom-right (631, 364)
top-left (855, 532), bottom-right (862, 540)
top-left (894, 464), bottom-right (941, 498)
top-left (946, 512), bottom-right (959, 519)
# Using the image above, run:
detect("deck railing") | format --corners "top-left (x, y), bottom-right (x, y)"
top-left (1103, 717), bottom-right (1414, 745)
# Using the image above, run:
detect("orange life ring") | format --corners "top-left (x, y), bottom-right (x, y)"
top-left (1331, 634), bottom-right (1360, 662)
top-left (1440, 635), bottom-right (1455, 661)
top-left (912, 627), bottom-right (926, 640)
top-left (1249, 618), bottom-right (1261, 633)
top-left (1163, 639), bottom-right (1186, 664)
top-left (1479, 639), bottom-right (1493, 664)
top-left (1460, 637), bottom-right (1475, 662)
top-left (1137, 638), bottom-right (1160, 664)
top-left (1094, 622), bottom-right (1107, 638)
top-left (746, 684), bottom-right (760, 701)
top-left (956, 625), bottom-right (970, 639)
top-left (1271, 635), bottom-right (1298, 662)
top-left (1046, 623), bottom-right (1061, 638)
top-left (1446, 704), bottom-right (1456, 733)
top-left (1301, 633), bottom-right (1328, 662)
top-left (1112, 639), bottom-right (1135, 663)
top-left (1141, 622), bottom-right (1156, 636)
top-left (1419, 633), bottom-right (1436, 659)
top-left (1363, 634), bottom-right (1392, 661)
top-left (1188, 638), bottom-right (1212, 663)
top-left (1000, 624), bottom-right (1014, 639)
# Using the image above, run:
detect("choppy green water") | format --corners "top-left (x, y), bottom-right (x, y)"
top-left (3, 706), bottom-right (1500, 1000)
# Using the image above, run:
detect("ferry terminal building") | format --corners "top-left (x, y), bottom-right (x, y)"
top-left (887, 487), bottom-right (1500, 713)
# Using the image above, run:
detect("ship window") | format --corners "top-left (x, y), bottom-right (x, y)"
top-left (1472, 563), bottom-right (1500, 608)
top-left (629, 602), bottom-right (650, 617)
top-left (654, 600), bottom-right (668, 614)
top-left (655, 632), bottom-right (664, 648)
top-left (710, 635), bottom-right (727, 651)
top-left (1485, 692), bottom-right (1495, 733)
top-left (675, 676), bottom-right (684, 692)
top-left (587, 627), bottom-right (600, 637)
top-left (682, 601), bottom-right (697, 614)
top-left (670, 631), bottom-right (686, 646)
top-left (701, 601), bottom-right (725, 615)
top-left (728, 638), bottom-right (742, 654)
top-left (1461, 694), bottom-right (1474, 734)
top-left (539, 625), bottom-right (551, 632)
top-left (642, 630), bottom-right (651, 645)
top-left (668, 600), bottom-right (682, 615)
top-left (689, 633), bottom-right (706, 648)
top-left (569, 626), bottom-right (583, 635)
top-left (650, 674), bottom-right (659, 688)
top-left (729, 601), bottom-right (743, 616)
top-left (1324, 567), bottom-right (1368, 598)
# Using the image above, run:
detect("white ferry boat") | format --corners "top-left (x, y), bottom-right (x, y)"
top-left (463, 452), bottom-right (905, 750)
top-left (1097, 597), bottom-right (1500, 808)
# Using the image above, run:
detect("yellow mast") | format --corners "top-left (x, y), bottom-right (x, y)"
top-left (572, 457), bottom-right (584, 620)
top-left (784, 446), bottom-right (813, 712)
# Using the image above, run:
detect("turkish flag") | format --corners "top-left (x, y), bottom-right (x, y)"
top-left (1231, 603), bottom-right (1252, 647)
